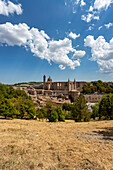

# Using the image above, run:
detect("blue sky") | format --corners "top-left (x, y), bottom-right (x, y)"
top-left (0, 0), bottom-right (113, 84)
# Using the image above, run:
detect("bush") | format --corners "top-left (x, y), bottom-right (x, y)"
top-left (62, 103), bottom-right (72, 111)
top-left (65, 113), bottom-right (73, 120)
top-left (55, 106), bottom-right (65, 122)
top-left (48, 110), bottom-right (58, 122)
top-left (36, 108), bottom-right (47, 121)
top-left (84, 112), bottom-right (91, 122)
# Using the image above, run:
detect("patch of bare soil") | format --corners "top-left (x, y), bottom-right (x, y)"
top-left (0, 119), bottom-right (113, 170)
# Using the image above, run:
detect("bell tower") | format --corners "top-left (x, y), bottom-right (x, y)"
top-left (43, 75), bottom-right (46, 89)
top-left (68, 78), bottom-right (71, 91)
top-left (74, 78), bottom-right (76, 90)
top-left (43, 75), bottom-right (46, 83)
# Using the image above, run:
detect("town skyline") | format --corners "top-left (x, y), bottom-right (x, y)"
top-left (8, 75), bottom-right (113, 86)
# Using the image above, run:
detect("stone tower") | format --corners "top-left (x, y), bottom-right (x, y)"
top-left (74, 78), bottom-right (76, 90)
top-left (43, 75), bottom-right (46, 83)
top-left (47, 76), bottom-right (52, 90)
top-left (43, 75), bottom-right (46, 89)
top-left (68, 78), bottom-right (71, 91)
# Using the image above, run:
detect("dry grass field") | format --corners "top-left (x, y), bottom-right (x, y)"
top-left (0, 119), bottom-right (113, 170)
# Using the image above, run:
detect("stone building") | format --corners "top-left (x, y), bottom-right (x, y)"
top-left (43, 75), bottom-right (87, 90)
top-left (84, 93), bottom-right (103, 103)
top-left (15, 76), bottom-right (105, 106)
top-left (37, 75), bottom-right (87, 103)
top-left (43, 75), bottom-right (77, 91)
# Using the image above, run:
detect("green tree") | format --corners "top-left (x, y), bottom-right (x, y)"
top-left (82, 80), bottom-right (113, 94)
top-left (0, 84), bottom-right (36, 120)
top-left (36, 109), bottom-right (44, 121)
top-left (45, 100), bottom-right (56, 120)
top-left (0, 84), bottom-right (28, 99)
top-left (36, 108), bottom-right (46, 121)
top-left (48, 110), bottom-right (58, 122)
top-left (71, 94), bottom-right (89, 122)
top-left (0, 98), bottom-right (18, 119)
top-left (55, 106), bottom-right (65, 122)
top-left (99, 93), bottom-right (113, 120)
top-left (65, 112), bottom-right (73, 120)
top-left (92, 103), bottom-right (99, 120)
top-left (82, 86), bottom-right (92, 94)
top-left (23, 99), bottom-right (36, 119)
top-left (62, 103), bottom-right (72, 111)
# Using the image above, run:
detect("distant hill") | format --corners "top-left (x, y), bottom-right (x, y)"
top-left (14, 82), bottom-right (42, 86)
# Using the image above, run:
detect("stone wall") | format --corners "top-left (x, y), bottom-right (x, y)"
top-left (84, 94), bottom-right (103, 103)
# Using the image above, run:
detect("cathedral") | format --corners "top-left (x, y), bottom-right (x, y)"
top-left (43, 75), bottom-right (76, 91)
top-left (43, 75), bottom-right (86, 92)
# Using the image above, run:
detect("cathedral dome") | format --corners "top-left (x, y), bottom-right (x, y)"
top-left (47, 76), bottom-right (52, 82)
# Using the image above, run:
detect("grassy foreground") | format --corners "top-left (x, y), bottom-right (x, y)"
top-left (0, 119), bottom-right (113, 170)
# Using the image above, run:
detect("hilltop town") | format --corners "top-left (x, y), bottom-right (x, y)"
top-left (13, 75), bottom-right (111, 107)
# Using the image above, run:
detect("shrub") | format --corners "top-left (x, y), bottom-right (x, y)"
top-left (62, 103), bottom-right (72, 111)
top-left (55, 106), bottom-right (65, 122)
top-left (65, 113), bottom-right (73, 120)
top-left (48, 110), bottom-right (58, 122)
top-left (36, 108), bottom-right (46, 121)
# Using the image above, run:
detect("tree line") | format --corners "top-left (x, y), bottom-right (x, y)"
top-left (37, 94), bottom-right (90, 122)
top-left (0, 84), bottom-right (36, 119)
top-left (40, 93), bottom-right (113, 122)
top-left (0, 84), bottom-right (113, 122)
top-left (82, 80), bottom-right (113, 94)
top-left (92, 93), bottom-right (113, 120)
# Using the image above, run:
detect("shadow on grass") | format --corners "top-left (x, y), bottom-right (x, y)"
top-left (93, 127), bottom-right (113, 141)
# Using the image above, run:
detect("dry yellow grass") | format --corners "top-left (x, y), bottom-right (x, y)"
top-left (0, 119), bottom-right (113, 170)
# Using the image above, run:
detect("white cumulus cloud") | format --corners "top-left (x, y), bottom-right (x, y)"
top-left (88, 24), bottom-right (95, 31)
top-left (81, 13), bottom-right (99, 23)
top-left (75, 0), bottom-right (80, 5)
top-left (0, 22), bottom-right (86, 70)
top-left (98, 26), bottom-right (103, 30)
top-left (72, 50), bottom-right (86, 59)
top-left (80, 0), bottom-right (86, 7)
top-left (84, 35), bottom-right (113, 73)
top-left (104, 22), bottom-right (113, 29)
top-left (98, 23), bottom-right (113, 30)
top-left (68, 32), bottom-right (80, 40)
top-left (0, 0), bottom-right (22, 16)
top-left (93, 0), bottom-right (113, 11)
top-left (82, 0), bottom-right (113, 22)
top-left (47, 38), bottom-right (83, 70)
top-left (0, 22), bottom-right (31, 46)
